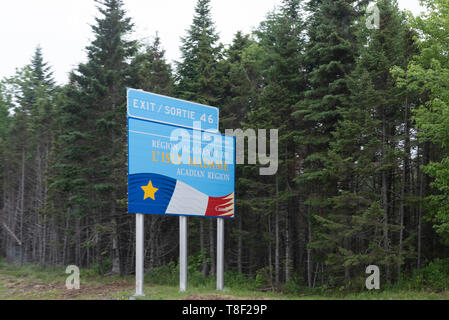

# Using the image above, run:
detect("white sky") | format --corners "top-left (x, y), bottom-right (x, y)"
top-left (0, 0), bottom-right (424, 85)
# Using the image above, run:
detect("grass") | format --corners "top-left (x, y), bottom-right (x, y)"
top-left (1, 259), bottom-right (449, 300)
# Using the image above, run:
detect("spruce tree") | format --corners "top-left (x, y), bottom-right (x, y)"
top-left (293, 0), bottom-right (366, 288)
top-left (176, 0), bottom-right (223, 106)
top-left (219, 32), bottom-right (265, 274)
top-left (0, 83), bottom-right (11, 218)
top-left (245, 0), bottom-right (306, 285)
top-left (175, 0), bottom-right (226, 277)
top-left (220, 31), bottom-right (258, 129)
top-left (130, 34), bottom-right (173, 95)
top-left (49, 0), bottom-right (136, 274)
top-left (18, 47), bottom-right (55, 112)
top-left (313, 0), bottom-right (418, 286)
top-left (1, 49), bottom-right (56, 265)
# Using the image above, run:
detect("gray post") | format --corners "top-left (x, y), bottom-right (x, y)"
top-left (217, 218), bottom-right (224, 291)
top-left (180, 216), bottom-right (188, 292)
top-left (134, 214), bottom-right (145, 298)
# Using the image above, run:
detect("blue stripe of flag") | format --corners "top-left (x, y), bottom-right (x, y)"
top-left (128, 173), bottom-right (177, 215)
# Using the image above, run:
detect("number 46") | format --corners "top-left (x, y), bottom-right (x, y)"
top-left (200, 113), bottom-right (214, 124)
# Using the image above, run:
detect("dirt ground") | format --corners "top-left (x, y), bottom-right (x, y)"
top-left (0, 274), bottom-right (266, 300)
top-left (0, 274), bottom-right (136, 300)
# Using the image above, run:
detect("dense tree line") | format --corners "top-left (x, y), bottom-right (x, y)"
top-left (1, 0), bottom-right (449, 290)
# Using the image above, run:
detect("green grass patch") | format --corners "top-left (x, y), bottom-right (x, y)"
top-left (1, 259), bottom-right (449, 300)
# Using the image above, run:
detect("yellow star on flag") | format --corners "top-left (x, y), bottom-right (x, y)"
top-left (141, 180), bottom-right (158, 200)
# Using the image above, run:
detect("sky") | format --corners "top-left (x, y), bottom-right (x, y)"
top-left (0, 0), bottom-right (425, 85)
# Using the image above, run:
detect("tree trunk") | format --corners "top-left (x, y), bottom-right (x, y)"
top-left (275, 175), bottom-right (280, 287)
top-left (381, 112), bottom-right (390, 281)
top-left (307, 207), bottom-right (313, 289)
top-left (417, 167), bottom-right (423, 270)
top-left (285, 210), bottom-right (290, 283)
top-left (209, 219), bottom-right (215, 277)
top-left (111, 190), bottom-right (120, 274)
top-left (200, 220), bottom-right (208, 276)
top-left (20, 147), bottom-right (25, 266)
top-left (237, 212), bottom-right (243, 274)
top-left (398, 97), bottom-right (411, 279)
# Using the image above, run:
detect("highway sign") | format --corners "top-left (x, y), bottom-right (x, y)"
top-left (128, 117), bottom-right (235, 218)
top-left (127, 88), bottom-right (219, 131)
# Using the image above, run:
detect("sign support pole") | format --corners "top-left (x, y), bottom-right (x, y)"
top-left (180, 216), bottom-right (188, 292)
top-left (217, 218), bottom-right (224, 291)
top-left (134, 213), bottom-right (145, 298)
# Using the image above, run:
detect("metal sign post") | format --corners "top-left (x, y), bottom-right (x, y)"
top-left (217, 218), bottom-right (224, 291)
top-left (134, 214), bottom-right (145, 298)
top-left (179, 216), bottom-right (188, 292)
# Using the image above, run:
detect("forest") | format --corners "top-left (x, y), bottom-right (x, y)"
top-left (1, 0), bottom-right (449, 293)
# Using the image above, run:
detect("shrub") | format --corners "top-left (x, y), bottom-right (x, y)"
top-left (145, 261), bottom-right (178, 286)
top-left (225, 270), bottom-right (257, 291)
top-left (409, 258), bottom-right (449, 292)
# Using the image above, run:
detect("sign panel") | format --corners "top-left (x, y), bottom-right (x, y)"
top-left (127, 88), bottom-right (219, 131)
top-left (128, 117), bottom-right (235, 218)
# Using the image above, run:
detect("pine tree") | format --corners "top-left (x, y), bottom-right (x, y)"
top-left (0, 83), bottom-right (11, 141)
top-left (219, 32), bottom-right (265, 274)
top-left (220, 31), bottom-right (261, 129)
top-left (0, 83), bottom-right (12, 222)
top-left (30, 46), bottom-right (55, 88)
top-left (175, 0), bottom-right (226, 277)
top-left (176, 0), bottom-right (223, 106)
top-left (48, 0), bottom-right (136, 274)
top-left (313, 0), bottom-right (418, 286)
top-left (130, 34), bottom-right (173, 95)
top-left (19, 46), bottom-right (55, 112)
top-left (0, 47), bottom-right (57, 265)
top-left (243, 0), bottom-right (306, 285)
top-left (293, 0), bottom-right (366, 288)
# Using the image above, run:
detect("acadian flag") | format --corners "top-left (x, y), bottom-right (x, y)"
top-left (128, 173), bottom-right (234, 218)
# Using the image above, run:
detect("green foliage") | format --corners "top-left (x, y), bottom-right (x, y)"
top-left (223, 270), bottom-right (258, 291)
top-left (130, 34), bottom-right (173, 95)
top-left (407, 259), bottom-right (449, 292)
top-left (255, 266), bottom-right (274, 289)
top-left (400, 0), bottom-right (449, 245)
top-left (282, 273), bottom-right (307, 295)
top-left (176, 0), bottom-right (223, 105)
top-left (188, 249), bottom-right (210, 273)
top-left (146, 261), bottom-right (179, 286)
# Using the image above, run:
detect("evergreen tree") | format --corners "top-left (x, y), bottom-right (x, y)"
top-left (236, 0), bottom-right (306, 286)
top-left (176, 0), bottom-right (223, 106)
top-left (49, 0), bottom-right (136, 274)
top-left (293, 0), bottom-right (367, 288)
top-left (30, 46), bottom-right (55, 88)
top-left (220, 31), bottom-right (265, 129)
top-left (0, 83), bottom-right (12, 221)
top-left (314, 0), bottom-right (418, 286)
top-left (0, 49), bottom-right (57, 265)
top-left (0, 83), bottom-right (11, 141)
top-left (175, 0), bottom-right (226, 277)
top-left (220, 32), bottom-right (266, 274)
top-left (18, 46), bottom-right (55, 112)
top-left (130, 34), bottom-right (173, 95)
